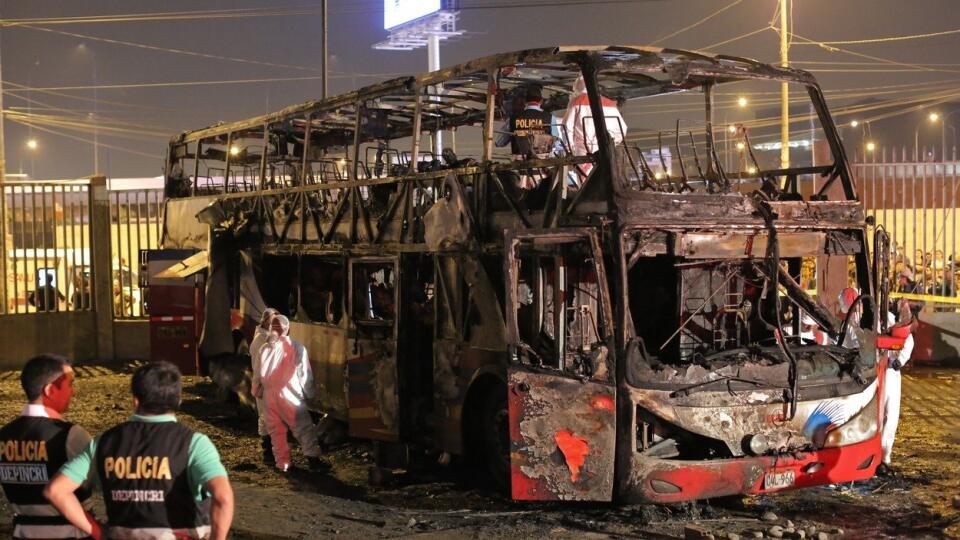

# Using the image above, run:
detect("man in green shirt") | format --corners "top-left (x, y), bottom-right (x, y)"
top-left (45, 361), bottom-right (234, 540)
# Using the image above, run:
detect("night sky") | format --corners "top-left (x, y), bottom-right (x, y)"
top-left (2, 0), bottom-right (958, 179)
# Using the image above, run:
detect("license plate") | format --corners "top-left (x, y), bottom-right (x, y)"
top-left (763, 470), bottom-right (795, 490)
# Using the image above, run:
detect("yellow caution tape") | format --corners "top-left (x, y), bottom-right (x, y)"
top-left (890, 291), bottom-right (960, 305)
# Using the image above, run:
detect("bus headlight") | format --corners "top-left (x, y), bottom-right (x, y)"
top-left (746, 433), bottom-right (770, 455)
top-left (822, 390), bottom-right (879, 448)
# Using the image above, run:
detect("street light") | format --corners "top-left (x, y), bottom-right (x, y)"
top-left (940, 110), bottom-right (960, 161)
top-left (914, 112), bottom-right (942, 161)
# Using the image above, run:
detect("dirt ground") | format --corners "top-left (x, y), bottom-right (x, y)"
top-left (0, 363), bottom-right (958, 539)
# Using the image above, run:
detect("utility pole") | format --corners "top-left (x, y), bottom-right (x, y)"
top-left (779, 0), bottom-right (790, 169)
top-left (322, 0), bottom-right (328, 99)
top-left (0, 19), bottom-right (7, 314)
top-left (428, 34), bottom-right (442, 156)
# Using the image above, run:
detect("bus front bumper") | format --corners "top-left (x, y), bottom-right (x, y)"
top-left (620, 436), bottom-right (882, 503)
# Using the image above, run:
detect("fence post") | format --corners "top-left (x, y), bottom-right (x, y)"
top-left (90, 175), bottom-right (115, 361)
top-left (0, 183), bottom-right (6, 314)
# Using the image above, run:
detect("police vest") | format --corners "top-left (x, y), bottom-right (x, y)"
top-left (95, 421), bottom-right (210, 539)
top-left (510, 108), bottom-right (552, 156)
top-left (0, 416), bottom-right (92, 539)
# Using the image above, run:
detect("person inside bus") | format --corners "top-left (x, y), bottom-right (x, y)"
top-left (494, 85), bottom-right (557, 192)
top-left (497, 85), bottom-right (554, 160)
top-left (561, 75), bottom-right (627, 183)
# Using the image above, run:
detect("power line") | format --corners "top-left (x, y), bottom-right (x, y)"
top-left (19, 25), bottom-right (326, 73)
top-left (651, 0), bottom-right (744, 45)
top-left (7, 117), bottom-right (161, 159)
top-left (699, 26), bottom-right (772, 50)
top-left (0, 1), bottom-right (649, 26)
top-left (0, 6), bottom-right (325, 26)
top-left (3, 73), bottom-right (403, 92)
top-left (5, 110), bottom-right (169, 138)
top-left (2, 80), bottom-right (192, 114)
top-left (793, 26), bottom-right (960, 46)
top-left (789, 30), bottom-right (960, 75)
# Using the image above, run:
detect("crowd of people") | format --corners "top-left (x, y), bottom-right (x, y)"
top-left (892, 244), bottom-right (958, 298)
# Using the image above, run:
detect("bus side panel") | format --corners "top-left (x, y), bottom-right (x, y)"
top-left (346, 340), bottom-right (399, 441)
top-left (508, 369), bottom-right (616, 501)
top-left (289, 321), bottom-right (348, 421)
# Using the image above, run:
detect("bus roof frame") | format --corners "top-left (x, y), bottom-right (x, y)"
top-left (169, 45), bottom-right (820, 147)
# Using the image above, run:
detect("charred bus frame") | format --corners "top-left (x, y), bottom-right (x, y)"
top-left (160, 46), bottom-right (892, 503)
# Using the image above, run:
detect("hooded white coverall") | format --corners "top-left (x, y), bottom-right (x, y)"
top-left (561, 76), bottom-right (626, 179)
top-left (882, 310), bottom-right (914, 465)
top-left (252, 318), bottom-right (322, 470)
top-left (249, 325), bottom-right (270, 438)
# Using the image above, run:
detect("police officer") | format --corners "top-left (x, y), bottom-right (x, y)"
top-left (0, 354), bottom-right (94, 539)
top-left (45, 361), bottom-right (234, 540)
top-left (507, 84), bottom-right (553, 160)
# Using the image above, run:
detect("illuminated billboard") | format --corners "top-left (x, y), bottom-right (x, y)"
top-left (384, 0), bottom-right (442, 30)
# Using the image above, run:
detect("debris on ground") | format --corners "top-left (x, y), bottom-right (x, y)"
top-left (0, 364), bottom-right (956, 539)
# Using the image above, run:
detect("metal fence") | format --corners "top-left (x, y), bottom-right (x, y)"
top-left (853, 148), bottom-right (960, 300)
top-left (2, 181), bottom-right (93, 314)
top-left (110, 189), bottom-right (164, 319)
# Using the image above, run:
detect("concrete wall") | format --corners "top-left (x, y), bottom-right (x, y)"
top-left (113, 320), bottom-right (150, 361)
top-left (0, 316), bottom-right (149, 370)
top-left (0, 312), bottom-right (98, 370)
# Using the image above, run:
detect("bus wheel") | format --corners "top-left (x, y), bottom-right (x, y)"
top-left (481, 382), bottom-right (510, 492)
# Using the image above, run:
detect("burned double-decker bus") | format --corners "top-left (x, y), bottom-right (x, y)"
top-left (159, 46), bottom-right (897, 502)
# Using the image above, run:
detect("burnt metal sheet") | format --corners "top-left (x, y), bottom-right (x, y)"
top-left (677, 231), bottom-right (826, 259)
top-left (161, 196), bottom-right (219, 249)
top-left (155, 250), bottom-right (208, 279)
top-left (616, 194), bottom-right (865, 227)
top-left (289, 321), bottom-right (349, 421)
top-left (509, 369), bottom-right (616, 501)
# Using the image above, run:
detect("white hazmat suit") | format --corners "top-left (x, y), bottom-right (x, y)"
top-left (252, 314), bottom-right (322, 471)
top-left (882, 309), bottom-right (914, 465)
top-left (250, 308), bottom-right (279, 438)
top-left (561, 76), bottom-right (626, 179)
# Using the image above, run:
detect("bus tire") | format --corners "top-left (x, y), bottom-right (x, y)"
top-left (480, 381), bottom-right (510, 493)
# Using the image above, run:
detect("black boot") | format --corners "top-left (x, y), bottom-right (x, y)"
top-left (261, 436), bottom-right (275, 466)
